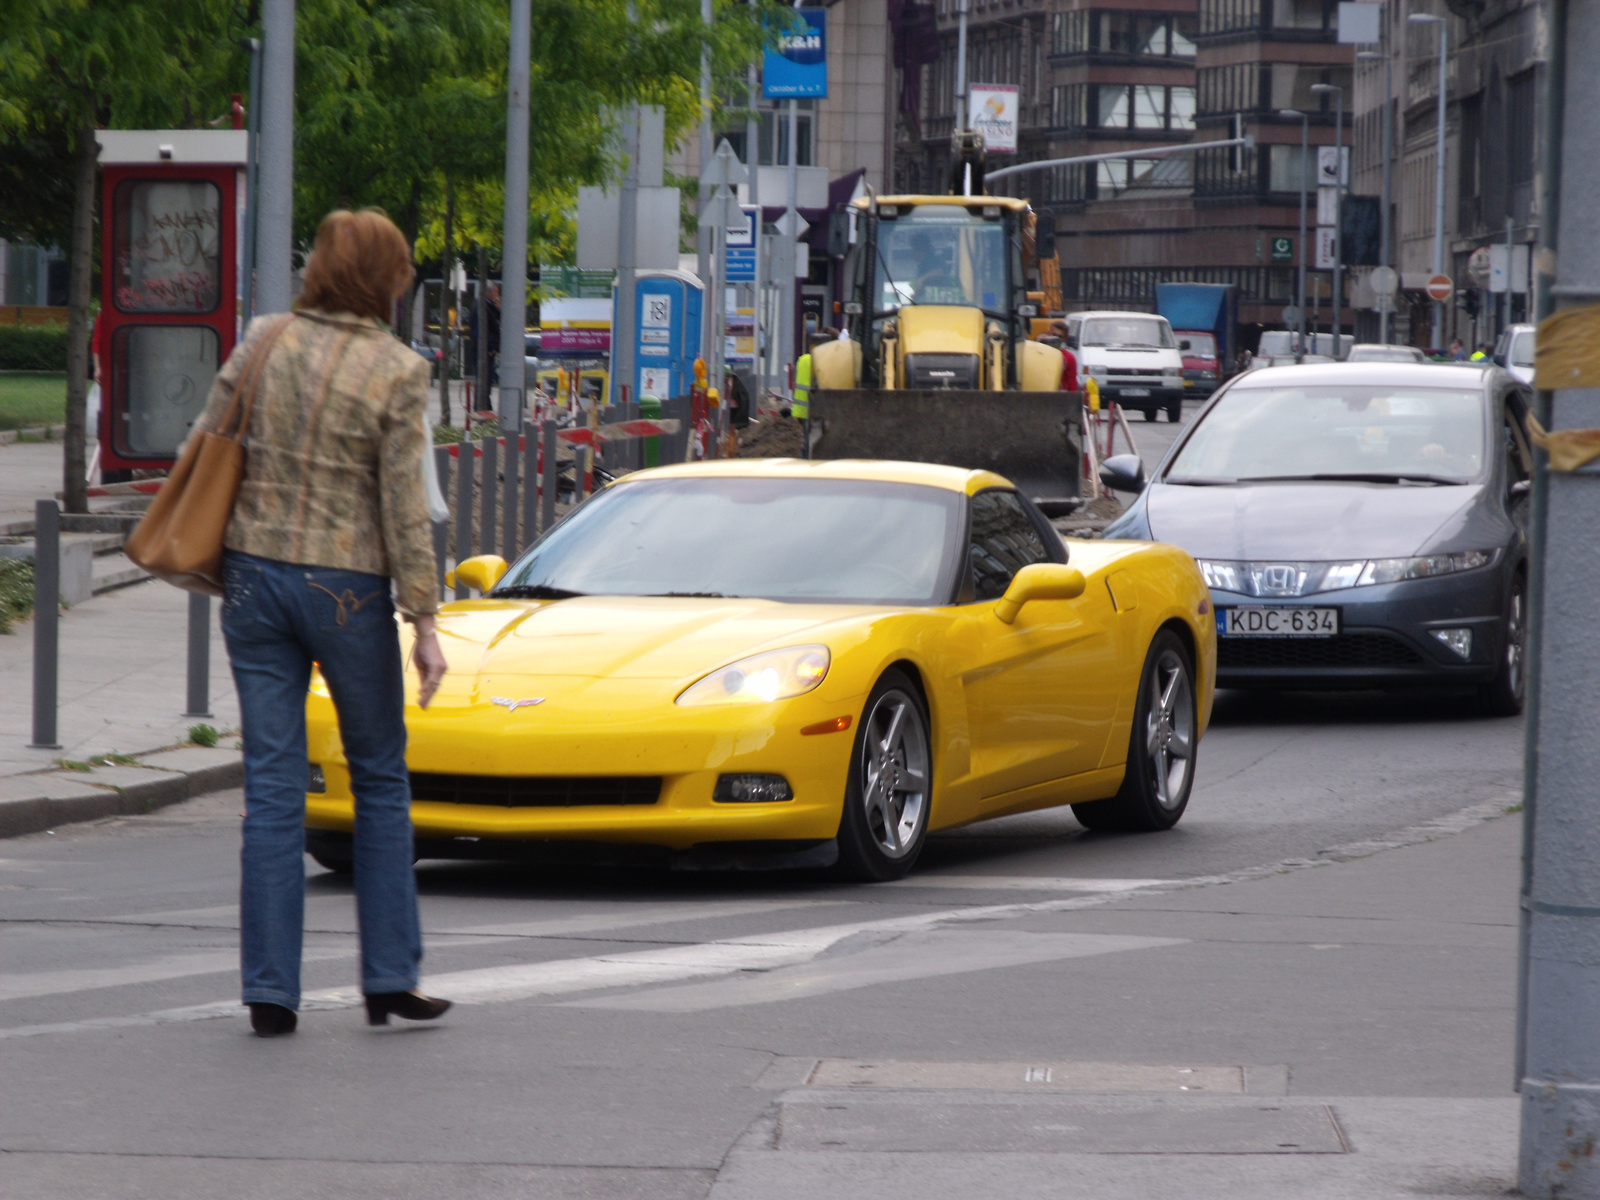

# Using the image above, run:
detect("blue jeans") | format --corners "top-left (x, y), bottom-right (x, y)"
top-left (222, 551), bottom-right (422, 1008)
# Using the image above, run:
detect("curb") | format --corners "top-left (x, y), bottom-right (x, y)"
top-left (0, 747), bottom-right (244, 839)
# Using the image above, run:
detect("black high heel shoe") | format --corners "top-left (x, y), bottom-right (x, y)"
top-left (364, 990), bottom-right (452, 1026)
top-left (249, 1002), bottom-right (298, 1037)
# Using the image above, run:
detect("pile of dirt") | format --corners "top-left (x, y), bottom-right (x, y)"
top-left (735, 415), bottom-right (807, 458)
top-left (1051, 495), bottom-right (1125, 540)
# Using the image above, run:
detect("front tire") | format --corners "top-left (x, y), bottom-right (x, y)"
top-left (1477, 574), bottom-right (1527, 717)
top-left (1166, 399), bottom-right (1183, 423)
top-left (835, 668), bottom-right (932, 881)
top-left (1073, 630), bottom-right (1197, 832)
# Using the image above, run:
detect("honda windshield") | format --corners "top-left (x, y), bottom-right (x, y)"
top-left (1166, 385), bottom-right (1487, 485)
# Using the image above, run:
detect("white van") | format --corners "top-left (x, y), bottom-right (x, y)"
top-left (1063, 310), bottom-right (1186, 421)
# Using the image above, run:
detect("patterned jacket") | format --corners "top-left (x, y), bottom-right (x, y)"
top-left (193, 309), bottom-right (438, 618)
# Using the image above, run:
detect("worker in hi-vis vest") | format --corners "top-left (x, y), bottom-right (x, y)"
top-left (792, 350), bottom-right (813, 420)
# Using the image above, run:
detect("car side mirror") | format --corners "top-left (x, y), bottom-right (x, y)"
top-left (447, 554), bottom-right (508, 594)
top-left (994, 564), bottom-right (1087, 624)
top-left (1099, 454), bottom-right (1147, 495)
top-left (1179, 339), bottom-right (1192, 351)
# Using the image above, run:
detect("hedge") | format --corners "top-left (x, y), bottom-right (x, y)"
top-left (0, 325), bottom-right (71, 371)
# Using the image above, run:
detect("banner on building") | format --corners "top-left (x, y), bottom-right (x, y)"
top-left (968, 84), bottom-right (1019, 155)
top-left (765, 9), bottom-right (827, 99)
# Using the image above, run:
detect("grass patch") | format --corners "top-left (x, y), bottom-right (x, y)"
top-left (0, 558), bottom-right (34, 633)
top-left (188, 723), bottom-right (219, 748)
top-left (89, 752), bottom-right (141, 766)
top-left (53, 758), bottom-right (93, 772)
top-left (0, 372), bottom-right (66, 431)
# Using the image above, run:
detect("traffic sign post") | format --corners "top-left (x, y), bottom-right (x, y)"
top-left (698, 138), bottom-right (753, 421)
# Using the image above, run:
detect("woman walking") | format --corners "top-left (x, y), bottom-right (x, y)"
top-left (192, 209), bottom-right (451, 1036)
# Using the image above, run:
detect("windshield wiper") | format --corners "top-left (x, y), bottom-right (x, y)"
top-left (1236, 472), bottom-right (1462, 486)
top-left (493, 584), bottom-right (586, 600)
top-left (1165, 477), bottom-right (1239, 486)
top-left (644, 591), bottom-right (728, 598)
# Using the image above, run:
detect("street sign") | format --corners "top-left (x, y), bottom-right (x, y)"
top-left (1489, 244), bottom-right (1531, 294)
top-left (725, 247), bottom-right (756, 282)
top-left (698, 187), bottom-right (749, 235)
top-left (774, 210), bottom-right (809, 239)
top-left (1270, 236), bottom-right (1295, 263)
top-left (1337, 1), bottom-right (1382, 43)
top-left (1370, 266), bottom-right (1399, 296)
top-left (1426, 274), bottom-right (1454, 302)
top-left (1281, 306), bottom-right (1301, 326)
top-left (700, 138), bottom-right (749, 190)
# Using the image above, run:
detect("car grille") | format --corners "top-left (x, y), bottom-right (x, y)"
top-left (1218, 633), bottom-right (1427, 669)
top-left (1110, 368), bottom-right (1169, 378)
top-left (409, 772), bottom-right (662, 807)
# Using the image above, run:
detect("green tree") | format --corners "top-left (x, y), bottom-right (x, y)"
top-left (0, 0), bottom-right (246, 510)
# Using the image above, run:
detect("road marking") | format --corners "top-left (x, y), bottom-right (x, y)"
top-left (882, 875), bottom-right (1172, 892)
top-left (0, 892), bottom-right (1185, 1039)
top-left (567, 930), bottom-right (1182, 1013)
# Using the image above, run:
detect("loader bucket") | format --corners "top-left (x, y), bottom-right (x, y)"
top-left (808, 389), bottom-right (1084, 501)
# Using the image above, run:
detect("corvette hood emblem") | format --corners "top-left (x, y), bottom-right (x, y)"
top-left (491, 696), bottom-right (546, 711)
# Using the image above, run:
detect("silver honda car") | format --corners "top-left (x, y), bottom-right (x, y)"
top-left (1103, 362), bottom-right (1532, 714)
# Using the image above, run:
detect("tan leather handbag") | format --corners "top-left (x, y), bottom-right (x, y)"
top-left (125, 315), bottom-right (295, 596)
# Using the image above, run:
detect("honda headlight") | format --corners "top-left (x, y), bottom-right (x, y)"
top-left (1196, 552), bottom-right (1496, 597)
top-left (677, 645), bottom-right (831, 706)
top-left (1356, 550), bottom-right (1496, 585)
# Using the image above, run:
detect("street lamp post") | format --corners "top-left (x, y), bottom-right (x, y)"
top-left (1410, 12), bottom-right (1449, 350)
top-left (1281, 109), bottom-right (1310, 363)
top-left (1357, 50), bottom-right (1394, 344)
top-left (1312, 82), bottom-right (1344, 358)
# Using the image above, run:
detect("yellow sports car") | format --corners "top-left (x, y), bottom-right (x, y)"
top-left (304, 460), bottom-right (1215, 881)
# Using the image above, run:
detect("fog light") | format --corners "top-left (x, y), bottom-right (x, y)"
top-left (1430, 628), bottom-right (1473, 659)
top-left (713, 774), bottom-right (794, 803)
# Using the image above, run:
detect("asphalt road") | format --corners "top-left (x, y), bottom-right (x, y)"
top-left (0, 679), bottom-right (1525, 1199)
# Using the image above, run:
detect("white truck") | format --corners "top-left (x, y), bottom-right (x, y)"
top-left (1062, 310), bottom-right (1186, 422)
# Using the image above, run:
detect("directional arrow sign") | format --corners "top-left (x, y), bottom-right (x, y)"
top-left (700, 137), bottom-right (750, 190)
top-left (698, 186), bottom-right (750, 235)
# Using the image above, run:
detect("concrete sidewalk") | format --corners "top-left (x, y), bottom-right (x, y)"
top-left (1, 438), bottom-right (243, 834)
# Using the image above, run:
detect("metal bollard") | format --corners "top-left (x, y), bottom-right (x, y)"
top-left (501, 428), bottom-right (519, 560)
top-left (453, 441), bottom-right (473, 600)
top-left (540, 419), bottom-right (558, 534)
top-left (184, 592), bottom-right (212, 718)
top-left (480, 435), bottom-right (499, 557)
top-left (432, 445), bottom-right (450, 599)
top-left (521, 423), bottom-right (539, 553)
top-left (30, 499), bottom-right (60, 749)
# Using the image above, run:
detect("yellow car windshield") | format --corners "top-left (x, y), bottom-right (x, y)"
top-left (495, 478), bottom-right (964, 605)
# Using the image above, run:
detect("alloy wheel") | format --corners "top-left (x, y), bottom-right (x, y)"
top-left (1506, 584), bottom-right (1526, 701)
top-left (1144, 648), bottom-right (1195, 811)
top-left (859, 688), bottom-right (930, 859)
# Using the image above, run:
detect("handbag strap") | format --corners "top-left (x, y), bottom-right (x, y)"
top-left (218, 314), bottom-right (296, 442)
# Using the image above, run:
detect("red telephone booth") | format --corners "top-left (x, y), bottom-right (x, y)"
top-left (95, 130), bottom-right (247, 473)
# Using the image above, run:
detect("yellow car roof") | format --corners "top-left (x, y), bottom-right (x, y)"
top-left (621, 458), bottom-right (1013, 496)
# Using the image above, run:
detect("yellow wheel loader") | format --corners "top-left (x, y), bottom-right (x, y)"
top-left (809, 164), bottom-right (1081, 499)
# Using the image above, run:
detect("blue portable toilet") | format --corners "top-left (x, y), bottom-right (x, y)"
top-left (625, 271), bottom-right (703, 404)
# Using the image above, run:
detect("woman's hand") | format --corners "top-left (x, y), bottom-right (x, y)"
top-left (411, 617), bottom-right (447, 709)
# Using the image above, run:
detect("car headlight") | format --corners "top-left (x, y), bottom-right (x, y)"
top-left (1197, 551), bottom-right (1496, 597)
top-left (1163, 367), bottom-right (1181, 378)
top-left (676, 645), bottom-right (831, 706)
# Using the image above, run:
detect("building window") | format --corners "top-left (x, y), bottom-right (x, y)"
top-left (1051, 83), bottom-right (1088, 127)
top-left (1199, 0), bottom-right (1263, 36)
top-left (1197, 63), bottom-right (1263, 115)
top-left (755, 101), bottom-right (814, 167)
top-left (1093, 84), bottom-right (1196, 131)
top-left (1268, 0), bottom-right (1334, 30)
top-left (1268, 64), bottom-right (1353, 112)
top-left (1268, 144), bottom-right (1317, 192)
top-left (1507, 70), bottom-right (1536, 188)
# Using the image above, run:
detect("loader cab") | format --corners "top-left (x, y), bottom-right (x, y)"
top-left (841, 196), bottom-right (1032, 390)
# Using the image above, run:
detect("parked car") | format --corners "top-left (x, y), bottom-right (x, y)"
top-left (1102, 362), bottom-right (1532, 714)
top-left (1346, 344), bottom-right (1428, 364)
top-left (1063, 310), bottom-right (1186, 422)
top-left (1258, 331), bottom-right (1352, 360)
top-left (1246, 354), bottom-right (1336, 371)
top-left (305, 460), bottom-right (1218, 878)
top-left (1492, 323), bottom-right (1536, 386)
